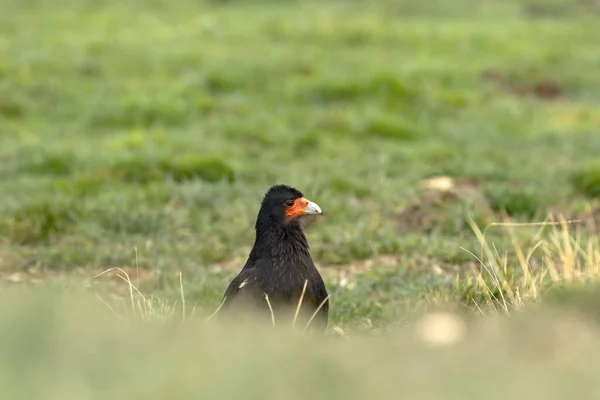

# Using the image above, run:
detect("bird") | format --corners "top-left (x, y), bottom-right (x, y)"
top-left (216, 184), bottom-right (329, 331)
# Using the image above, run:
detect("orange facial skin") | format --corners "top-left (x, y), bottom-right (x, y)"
top-left (284, 198), bottom-right (310, 219)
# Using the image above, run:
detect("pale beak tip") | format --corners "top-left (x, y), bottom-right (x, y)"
top-left (305, 201), bottom-right (323, 216)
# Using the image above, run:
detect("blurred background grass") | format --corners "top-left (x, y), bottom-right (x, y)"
top-left (0, 0), bottom-right (600, 394)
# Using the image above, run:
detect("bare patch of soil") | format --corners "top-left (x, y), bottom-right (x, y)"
top-left (573, 205), bottom-right (600, 233)
top-left (481, 69), bottom-right (564, 101)
top-left (395, 176), bottom-right (494, 233)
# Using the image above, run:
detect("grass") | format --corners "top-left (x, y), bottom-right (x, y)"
top-left (1, 0), bottom-right (600, 393)
top-left (0, 0), bottom-right (599, 310)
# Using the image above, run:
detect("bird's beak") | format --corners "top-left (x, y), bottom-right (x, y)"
top-left (304, 199), bottom-right (323, 216)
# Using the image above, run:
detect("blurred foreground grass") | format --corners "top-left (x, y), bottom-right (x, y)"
top-left (0, 0), bottom-right (600, 329)
top-left (3, 281), bottom-right (600, 399)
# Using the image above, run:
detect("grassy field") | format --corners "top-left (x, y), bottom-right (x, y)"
top-left (1, 0), bottom-right (600, 323)
top-left (1, 0), bottom-right (600, 394)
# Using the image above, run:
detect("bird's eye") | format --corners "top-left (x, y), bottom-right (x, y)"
top-left (285, 199), bottom-right (295, 207)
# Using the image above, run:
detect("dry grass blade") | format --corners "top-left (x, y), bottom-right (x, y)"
top-left (304, 295), bottom-right (330, 330)
top-left (93, 265), bottom-right (187, 322)
top-left (264, 294), bottom-right (276, 328)
top-left (293, 280), bottom-right (308, 327)
top-left (135, 246), bottom-right (140, 290)
top-left (471, 298), bottom-right (486, 316)
top-left (207, 296), bottom-right (227, 321)
top-left (93, 290), bottom-right (120, 316)
top-left (179, 271), bottom-right (186, 323)
top-left (94, 267), bottom-right (139, 314)
top-left (461, 246), bottom-right (501, 315)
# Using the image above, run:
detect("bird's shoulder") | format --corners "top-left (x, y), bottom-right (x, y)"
top-left (221, 255), bottom-right (277, 303)
top-left (223, 267), bottom-right (258, 295)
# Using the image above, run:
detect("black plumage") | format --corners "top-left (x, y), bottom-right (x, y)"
top-left (217, 184), bottom-right (329, 330)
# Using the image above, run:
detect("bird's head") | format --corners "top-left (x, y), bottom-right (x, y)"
top-left (257, 184), bottom-right (323, 228)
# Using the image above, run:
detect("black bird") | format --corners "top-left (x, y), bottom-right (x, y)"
top-left (217, 184), bottom-right (329, 330)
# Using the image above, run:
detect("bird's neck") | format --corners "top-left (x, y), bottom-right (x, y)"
top-left (250, 220), bottom-right (312, 266)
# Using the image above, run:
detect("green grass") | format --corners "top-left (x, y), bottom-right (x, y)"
top-left (1, 0), bottom-right (600, 334)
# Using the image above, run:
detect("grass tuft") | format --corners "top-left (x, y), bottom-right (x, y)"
top-left (1, 200), bottom-right (81, 245)
top-left (109, 156), bottom-right (235, 184)
top-left (459, 215), bottom-right (600, 314)
top-left (486, 186), bottom-right (545, 219)
top-left (570, 165), bottom-right (600, 198)
top-left (2, 150), bottom-right (78, 178)
top-left (365, 115), bottom-right (421, 141)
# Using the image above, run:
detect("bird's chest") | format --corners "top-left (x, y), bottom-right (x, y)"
top-left (258, 256), bottom-right (314, 300)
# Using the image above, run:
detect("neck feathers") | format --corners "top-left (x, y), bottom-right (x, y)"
top-left (250, 219), bottom-right (312, 266)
